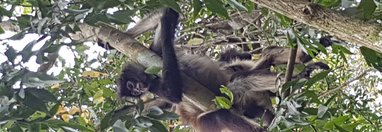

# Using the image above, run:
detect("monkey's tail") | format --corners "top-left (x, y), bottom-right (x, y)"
top-left (160, 8), bottom-right (183, 103)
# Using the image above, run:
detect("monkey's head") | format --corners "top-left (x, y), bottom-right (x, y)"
top-left (117, 63), bottom-right (152, 98)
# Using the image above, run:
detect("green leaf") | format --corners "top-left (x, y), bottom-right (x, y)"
top-left (100, 111), bottom-right (113, 130)
top-left (5, 46), bottom-right (17, 64)
top-left (317, 104), bottom-right (328, 118)
top-left (107, 10), bottom-right (134, 24)
top-left (43, 120), bottom-right (94, 131)
top-left (204, 0), bottom-right (229, 19)
top-left (314, 0), bottom-right (341, 8)
top-left (112, 120), bottom-right (129, 132)
top-left (87, 0), bottom-right (121, 10)
top-left (0, 6), bottom-right (12, 17)
top-left (323, 115), bottom-right (350, 130)
top-left (17, 15), bottom-right (32, 29)
top-left (192, 0), bottom-right (203, 18)
top-left (0, 26), bottom-right (4, 34)
top-left (9, 124), bottom-right (23, 132)
top-left (149, 120), bottom-right (168, 132)
top-left (110, 106), bottom-right (135, 125)
top-left (0, 83), bottom-right (14, 98)
top-left (135, 116), bottom-right (153, 128)
top-left (25, 88), bottom-right (57, 103)
top-left (148, 110), bottom-right (179, 120)
top-left (360, 46), bottom-right (382, 71)
top-left (148, 106), bottom-right (164, 115)
top-left (334, 124), bottom-right (349, 132)
top-left (160, 0), bottom-right (181, 13)
top-left (63, 9), bottom-right (91, 15)
top-left (20, 40), bottom-right (37, 62)
top-left (145, 66), bottom-right (162, 75)
top-left (84, 13), bottom-right (111, 26)
top-left (29, 111), bottom-right (47, 121)
top-left (213, 96), bottom-right (232, 109)
top-left (49, 103), bottom-right (60, 116)
top-left (219, 86), bottom-right (233, 102)
top-left (6, 69), bottom-right (29, 86)
top-left (24, 90), bottom-right (49, 113)
top-left (227, 0), bottom-right (248, 11)
top-left (22, 72), bottom-right (65, 87)
top-left (276, 13), bottom-right (292, 27)
top-left (358, 0), bottom-right (377, 19)
top-left (306, 70), bottom-right (330, 88)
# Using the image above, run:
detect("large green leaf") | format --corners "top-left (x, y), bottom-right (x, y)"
top-left (358, 0), bottom-right (377, 19)
top-left (360, 46), bottom-right (382, 71)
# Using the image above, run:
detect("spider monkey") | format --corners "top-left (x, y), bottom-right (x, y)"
top-left (103, 8), bottom-right (331, 131)
top-left (116, 8), bottom-right (265, 131)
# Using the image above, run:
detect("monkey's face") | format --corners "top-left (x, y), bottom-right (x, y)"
top-left (117, 63), bottom-right (152, 98)
top-left (125, 80), bottom-right (149, 97)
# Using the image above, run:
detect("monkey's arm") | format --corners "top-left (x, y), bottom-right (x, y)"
top-left (252, 37), bottom-right (333, 70)
top-left (154, 8), bottom-right (183, 103)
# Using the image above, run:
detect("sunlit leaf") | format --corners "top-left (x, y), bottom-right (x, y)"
top-left (82, 71), bottom-right (107, 78)
top-left (93, 90), bottom-right (105, 104)
top-left (61, 114), bottom-right (71, 122)
top-left (187, 38), bottom-right (204, 45)
top-left (213, 96), bottom-right (232, 109)
top-left (69, 106), bottom-right (80, 115)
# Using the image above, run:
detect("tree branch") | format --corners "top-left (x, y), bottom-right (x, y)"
top-left (319, 69), bottom-right (372, 98)
top-left (73, 23), bottom-right (217, 111)
top-left (283, 45), bottom-right (298, 98)
top-left (251, 0), bottom-right (382, 53)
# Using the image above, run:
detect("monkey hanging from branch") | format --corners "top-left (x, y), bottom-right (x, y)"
top-left (99, 7), bottom-right (332, 132)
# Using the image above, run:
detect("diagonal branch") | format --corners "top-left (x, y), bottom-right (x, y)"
top-left (251, 0), bottom-right (382, 53)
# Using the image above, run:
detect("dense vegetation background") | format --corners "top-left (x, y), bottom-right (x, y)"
top-left (0, 0), bottom-right (381, 131)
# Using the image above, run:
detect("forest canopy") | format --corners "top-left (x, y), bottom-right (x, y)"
top-left (0, 0), bottom-right (382, 131)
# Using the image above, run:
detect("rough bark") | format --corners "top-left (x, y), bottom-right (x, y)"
top-left (251, 0), bottom-right (382, 53)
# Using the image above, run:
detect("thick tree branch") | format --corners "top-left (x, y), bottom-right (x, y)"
top-left (73, 23), bottom-right (216, 111)
top-left (251, 0), bottom-right (382, 53)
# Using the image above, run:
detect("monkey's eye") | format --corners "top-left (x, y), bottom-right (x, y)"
top-left (126, 81), bottom-right (135, 89)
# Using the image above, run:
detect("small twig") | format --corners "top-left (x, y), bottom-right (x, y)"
top-left (319, 69), bottom-right (372, 98)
